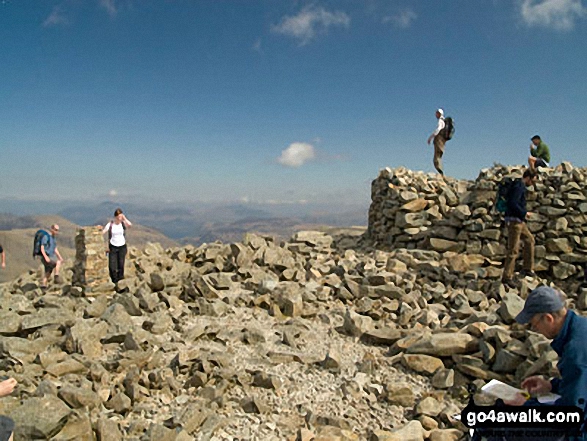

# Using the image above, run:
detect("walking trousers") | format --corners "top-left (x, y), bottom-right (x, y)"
top-left (502, 221), bottom-right (534, 281)
top-left (108, 244), bottom-right (127, 284)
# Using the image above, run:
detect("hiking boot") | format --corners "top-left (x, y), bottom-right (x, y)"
top-left (54, 275), bottom-right (63, 284)
top-left (520, 270), bottom-right (537, 278)
top-left (502, 278), bottom-right (520, 289)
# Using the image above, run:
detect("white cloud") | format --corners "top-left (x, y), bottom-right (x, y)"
top-left (277, 142), bottom-right (316, 167)
top-left (100, 0), bottom-right (118, 17)
top-left (109, 189), bottom-right (118, 197)
top-left (43, 6), bottom-right (69, 27)
top-left (520, 0), bottom-right (586, 30)
top-left (271, 5), bottom-right (350, 45)
top-left (383, 9), bottom-right (417, 29)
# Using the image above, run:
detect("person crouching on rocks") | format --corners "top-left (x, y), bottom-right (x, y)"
top-left (100, 208), bottom-right (132, 284)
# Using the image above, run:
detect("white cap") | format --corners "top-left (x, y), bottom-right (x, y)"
top-left (437, 108), bottom-right (444, 116)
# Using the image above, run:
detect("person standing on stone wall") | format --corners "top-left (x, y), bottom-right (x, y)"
top-left (100, 208), bottom-right (132, 284)
top-left (501, 169), bottom-right (538, 288)
top-left (528, 135), bottom-right (551, 171)
top-left (427, 108), bottom-right (447, 176)
top-left (40, 224), bottom-right (64, 288)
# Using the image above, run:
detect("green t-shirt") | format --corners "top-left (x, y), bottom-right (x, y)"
top-left (531, 141), bottom-right (550, 163)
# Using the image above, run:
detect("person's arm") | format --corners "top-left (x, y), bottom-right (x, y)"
top-left (1, 248), bottom-right (5, 268)
top-left (40, 244), bottom-right (50, 263)
top-left (0, 378), bottom-right (17, 397)
top-left (121, 215), bottom-right (132, 228)
top-left (101, 222), bottom-right (111, 235)
top-left (505, 376), bottom-right (553, 406)
top-left (530, 143), bottom-right (537, 157)
top-left (428, 119), bottom-right (445, 144)
top-left (54, 247), bottom-right (63, 262)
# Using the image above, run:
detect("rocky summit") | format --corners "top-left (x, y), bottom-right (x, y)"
top-left (1, 163), bottom-right (586, 441)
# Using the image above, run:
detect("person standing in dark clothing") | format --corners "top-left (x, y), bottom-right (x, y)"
top-left (501, 169), bottom-right (538, 288)
top-left (100, 208), bottom-right (132, 284)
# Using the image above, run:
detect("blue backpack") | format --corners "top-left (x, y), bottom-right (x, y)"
top-left (33, 230), bottom-right (50, 257)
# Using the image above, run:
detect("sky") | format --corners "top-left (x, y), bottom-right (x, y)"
top-left (1, 0), bottom-right (586, 208)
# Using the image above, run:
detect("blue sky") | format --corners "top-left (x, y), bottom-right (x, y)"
top-left (1, 0), bottom-right (586, 208)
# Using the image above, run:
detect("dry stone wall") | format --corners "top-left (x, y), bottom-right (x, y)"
top-left (368, 162), bottom-right (587, 281)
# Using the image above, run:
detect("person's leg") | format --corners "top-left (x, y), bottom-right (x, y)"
top-left (108, 245), bottom-right (119, 283)
top-left (520, 223), bottom-right (535, 272)
top-left (117, 244), bottom-right (127, 281)
top-left (42, 260), bottom-right (55, 287)
top-left (433, 136), bottom-right (445, 175)
top-left (528, 156), bottom-right (536, 170)
top-left (503, 222), bottom-right (522, 281)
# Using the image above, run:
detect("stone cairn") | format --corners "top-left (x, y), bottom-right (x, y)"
top-left (72, 227), bottom-right (111, 288)
top-left (368, 162), bottom-right (587, 281)
top-left (1, 164), bottom-right (587, 440)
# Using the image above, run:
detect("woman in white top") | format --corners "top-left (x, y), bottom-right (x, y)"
top-left (101, 208), bottom-right (132, 284)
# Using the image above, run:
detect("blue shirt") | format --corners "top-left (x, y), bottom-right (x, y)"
top-left (525, 311), bottom-right (587, 439)
top-left (550, 310), bottom-right (587, 409)
top-left (42, 233), bottom-right (57, 258)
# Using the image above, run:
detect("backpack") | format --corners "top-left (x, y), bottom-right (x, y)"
top-left (33, 230), bottom-right (50, 257)
top-left (495, 178), bottom-right (517, 213)
top-left (442, 117), bottom-right (455, 140)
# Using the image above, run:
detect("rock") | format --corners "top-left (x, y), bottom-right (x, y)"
top-left (416, 396), bottom-right (442, 416)
top-left (21, 309), bottom-right (74, 331)
top-left (406, 333), bottom-right (478, 356)
top-left (371, 420), bottom-right (425, 441)
top-left (321, 348), bottom-right (342, 371)
top-left (51, 413), bottom-right (94, 441)
top-left (241, 396), bottom-right (269, 414)
top-left (429, 429), bottom-right (464, 441)
top-left (429, 238), bottom-right (463, 253)
top-left (105, 392), bottom-right (132, 414)
top-left (10, 395), bottom-right (71, 439)
top-left (58, 386), bottom-right (101, 409)
top-left (45, 359), bottom-right (88, 377)
top-left (432, 368), bottom-right (454, 389)
top-left (361, 327), bottom-right (402, 345)
top-left (342, 309), bottom-right (374, 337)
top-left (498, 293), bottom-right (525, 324)
top-left (314, 426), bottom-right (359, 441)
top-left (384, 384), bottom-right (415, 407)
top-left (272, 282), bottom-right (304, 317)
top-left (402, 354), bottom-right (444, 376)
top-left (96, 418), bottom-right (124, 441)
top-left (492, 349), bottom-right (524, 373)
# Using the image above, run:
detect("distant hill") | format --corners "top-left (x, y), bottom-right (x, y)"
top-left (0, 214), bottom-right (179, 283)
top-left (55, 201), bottom-right (367, 245)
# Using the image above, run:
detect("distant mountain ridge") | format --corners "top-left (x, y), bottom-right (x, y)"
top-left (54, 201), bottom-right (367, 244)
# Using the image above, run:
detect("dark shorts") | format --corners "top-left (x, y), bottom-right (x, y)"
top-left (0, 415), bottom-right (14, 441)
top-left (42, 258), bottom-right (57, 273)
top-left (535, 158), bottom-right (548, 168)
